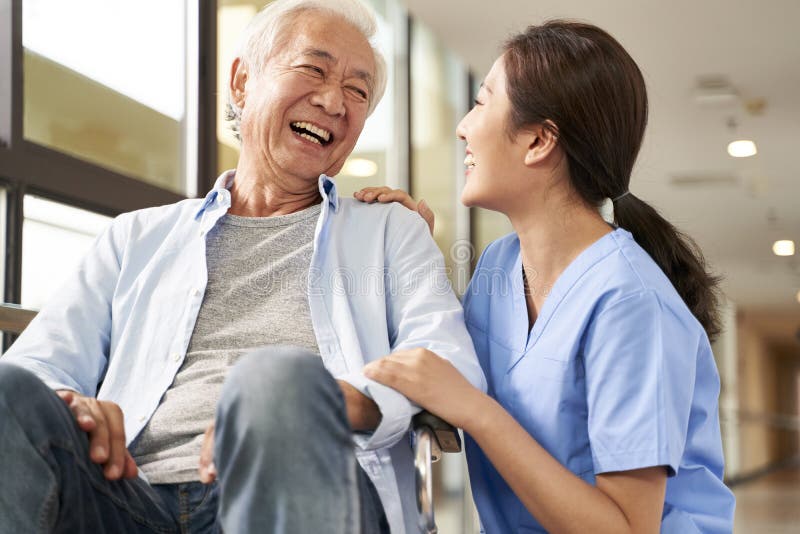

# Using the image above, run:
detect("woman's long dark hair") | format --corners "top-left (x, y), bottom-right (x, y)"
top-left (503, 21), bottom-right (722, 341)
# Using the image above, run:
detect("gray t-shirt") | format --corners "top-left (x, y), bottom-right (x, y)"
top-left (131, 204), bottom-right (321, 483)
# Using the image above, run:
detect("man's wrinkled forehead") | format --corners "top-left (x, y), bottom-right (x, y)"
top-left (268, 10), bottom-right (374, 71)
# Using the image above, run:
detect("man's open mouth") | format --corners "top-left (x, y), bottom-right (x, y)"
top-left (291, 121), bottom-right (333, 146)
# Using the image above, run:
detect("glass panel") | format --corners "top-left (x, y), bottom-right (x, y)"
top-left (22, 0), bottom-right (190, 194)
top-left (216, 0), bottom-right (399, 198)
top-left (410, 21), bottom-right (461, 277)
top-left (472, 208), bottom-right (513, 260)
top-left (336, 0), bottom-right (395, 198)
top-left (21, 196), bottom-right (112, 310)
top-left (0, 188), bottom-right (5, 302)
top-left (467, 74), bottom-right (512, 258)
top-left (217, 0), bottom-right (258, 173)
top-left (409, 19), bottom-right (475, 532)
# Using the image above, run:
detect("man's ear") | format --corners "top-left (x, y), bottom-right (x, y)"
top-left (523, 121), bottom-right (559, 167)
top-left (229, 57), bottom-right (248, 109)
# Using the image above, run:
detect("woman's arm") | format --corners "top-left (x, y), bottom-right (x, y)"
top-left (468, 392), bottom-right (666, 534)
top-left (364, 350), bottom-right (666, 534)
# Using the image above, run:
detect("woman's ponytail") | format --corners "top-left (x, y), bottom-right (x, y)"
top-left (613, 194), bottom-right (722, 342)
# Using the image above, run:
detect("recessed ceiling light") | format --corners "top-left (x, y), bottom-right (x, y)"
top-left (773, 240), bottom-right (795, 256)
top-left (796, 289), bottom-right (800, 304)
top-left (342, 158), bottom-right (378, 177)
top-left (728, 140), bottom-right (757, 158)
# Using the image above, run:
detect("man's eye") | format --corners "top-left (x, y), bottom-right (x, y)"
top-left (300, 65), bottom-right (324, 75)
top-left (347, 86), bottom-right (368, 100)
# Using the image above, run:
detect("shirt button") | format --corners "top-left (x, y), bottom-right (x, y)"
top-left (200, 230), bottom-right (206, 236)
top-left (172, 353), bottom-right (181, 362)
top-left (192, 288), bottom-right (201, 297)
top-left (139, 415), bottom-right (147, 423)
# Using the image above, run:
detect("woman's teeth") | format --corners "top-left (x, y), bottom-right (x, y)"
top-left (464, 153), bottom-right (476, 168)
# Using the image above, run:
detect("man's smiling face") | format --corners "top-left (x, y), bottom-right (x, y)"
top-left (232, 11), bottom-right (376, 183)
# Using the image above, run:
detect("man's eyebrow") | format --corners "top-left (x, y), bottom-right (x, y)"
top-left (302, 47), bottom-right (336, 62)
top-left (352, 68), bottom-right (374, 88)
top-left (300, 47), bottom-right (374, 90)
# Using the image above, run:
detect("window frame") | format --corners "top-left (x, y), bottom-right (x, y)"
top-left (0, 0), bottom-right (218, 307)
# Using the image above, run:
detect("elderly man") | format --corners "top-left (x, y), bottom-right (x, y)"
top-left (0, 1), bottom-right (484, 533)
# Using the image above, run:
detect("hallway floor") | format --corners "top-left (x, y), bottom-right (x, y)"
top-left (733, 467), bottom-right (800, 533)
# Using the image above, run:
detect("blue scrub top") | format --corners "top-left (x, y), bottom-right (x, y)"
top-left (462, 228), bottom-right (735, 533)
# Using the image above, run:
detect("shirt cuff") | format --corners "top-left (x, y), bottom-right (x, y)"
top-left (592, 446), bottom-right (678, 476)
top-left (337, 371), bottom-right (419, 450)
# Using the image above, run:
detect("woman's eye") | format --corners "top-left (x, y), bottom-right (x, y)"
top-left (473, 99), bottom-right (484, 107)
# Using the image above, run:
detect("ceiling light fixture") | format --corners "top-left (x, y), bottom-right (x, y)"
top-left (342, 158), bottom-right (378, 178)
top-left (772, 240), bottom-right (795, 256)
top-left (728, 140), bottom-right (758, 158)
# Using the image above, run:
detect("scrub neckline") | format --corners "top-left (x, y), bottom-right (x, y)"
top-left (510, 227), bottom-right (631, 361)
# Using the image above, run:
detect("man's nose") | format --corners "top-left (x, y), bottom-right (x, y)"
top-left (310, 82), bottom-right (346, 117)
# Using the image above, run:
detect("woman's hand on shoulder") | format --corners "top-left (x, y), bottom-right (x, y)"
top-left (354, 186), bottom-right (434, 234)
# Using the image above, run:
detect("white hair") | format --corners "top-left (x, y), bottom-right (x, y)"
top-left (225, 0), bottom-right (388, 140)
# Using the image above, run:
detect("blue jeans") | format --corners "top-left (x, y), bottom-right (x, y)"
top-left (0, 347), bottom-right (388, 533)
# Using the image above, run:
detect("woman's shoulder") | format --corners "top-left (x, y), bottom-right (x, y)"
top-left (595, 229), bottom-right (705, 333)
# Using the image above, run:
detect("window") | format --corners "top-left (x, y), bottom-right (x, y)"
top-left (0, 187), bottom-right (6, 302)
top-left (22, 0), bottom-right (195, 195)
top-left (335, 0), bottom-right (400, 197)
top-left (410, 21), bottom-right (469, 286)
top-left (468, 74), bottom-right (512, 260)
top-left (21, 195), bottom-right (111, 309)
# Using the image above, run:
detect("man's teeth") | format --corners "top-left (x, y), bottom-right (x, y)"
top-left (292, 121), bottom-right (331, 142)
top-left (299, 132), bottom-right (322, 145)
top-left (464, 153), bottom-right (476, 168)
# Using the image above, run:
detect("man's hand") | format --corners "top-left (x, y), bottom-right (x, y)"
top-left (337, 380), bottom-right (381, 431)
top-left (198, 423), bottom-right (217, 484)
top-left (56, 390), bottom-right (138, 480)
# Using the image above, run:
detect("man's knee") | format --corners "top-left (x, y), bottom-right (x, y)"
top-left (217, 346), bottom-right (343, 440)
top-left (0, 361), bottom-right (77, 450)
top-left (221, 345), bottom-right (331, 407)
top-left (0, 362), bottom-right (55, 414)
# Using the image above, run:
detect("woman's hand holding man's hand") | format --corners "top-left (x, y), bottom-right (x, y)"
top-left (364, 348), bottom-right (485, 432)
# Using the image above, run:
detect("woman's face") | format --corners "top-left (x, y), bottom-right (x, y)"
top-left (456, 55), bottom-right (531, 211)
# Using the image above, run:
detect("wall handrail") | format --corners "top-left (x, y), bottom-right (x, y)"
top-left (0, 303), bottom-right (37, 334)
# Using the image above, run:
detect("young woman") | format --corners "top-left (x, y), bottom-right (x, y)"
top-left (357, 20), bottom-right (735, 534)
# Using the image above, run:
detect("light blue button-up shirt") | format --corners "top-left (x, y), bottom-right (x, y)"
top-left (462, 229), bottom-right (735, 534)
top-left (5, 170), bottom-right (486, 534)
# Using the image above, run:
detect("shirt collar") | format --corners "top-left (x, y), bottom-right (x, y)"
top-left (318, 174), bottom-right (340, 213)
top-left (194, 170), bottom-right (339, 220)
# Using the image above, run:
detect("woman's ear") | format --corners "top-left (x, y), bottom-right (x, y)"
top-left (229, 57), bottom-right (248, 109)
top-left (523, 121), bottom-right (559, 167)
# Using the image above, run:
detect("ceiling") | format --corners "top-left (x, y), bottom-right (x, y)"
top-left (403, 0), bottom-right (800, 312)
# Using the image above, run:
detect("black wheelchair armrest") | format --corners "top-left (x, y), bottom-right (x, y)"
top-left (412, 411), bottom-right (461, 459)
